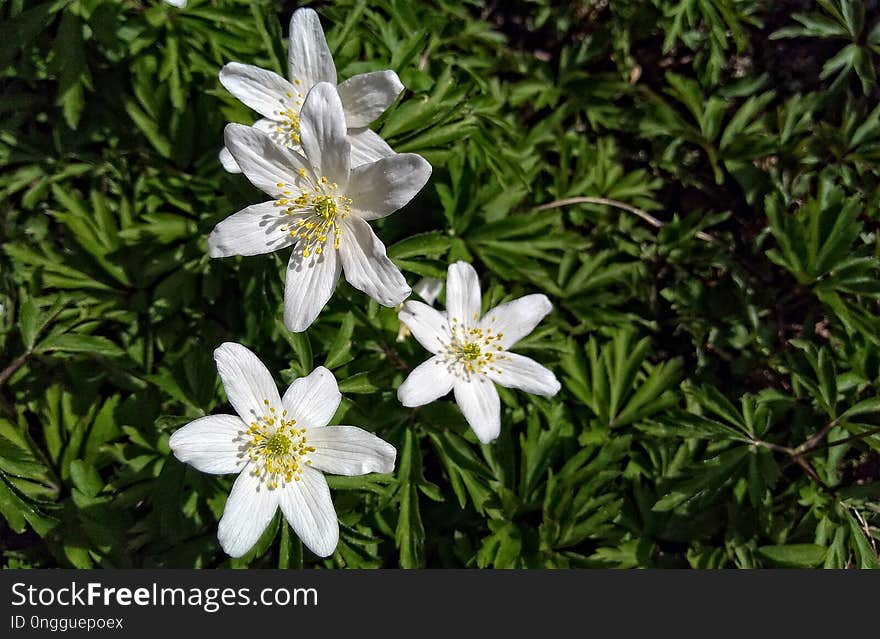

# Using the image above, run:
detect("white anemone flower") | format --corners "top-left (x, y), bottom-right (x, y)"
top-left (209, 82), bottom-right (431, 332)
top-left (169, 342), bottom-right (396, 558)
top-left (397, 261), bottom-right (561, 444)
top-left (218, 7), bottom-right (402, 173)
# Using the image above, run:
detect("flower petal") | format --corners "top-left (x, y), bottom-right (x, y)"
top-left (348, 127), bottom-right (395, 167)
top-left (338, 70), bottom-right (404, 127)
top-left (397, 356), bottom-right (455, 407)
top-left (304, 426), bottom-right (396, 476)
top-left (339, 216), bottom-right (410, 306)
top-left (454, 376), bottom-right (500, 444)
top-left (281, 366), bottom-right (341, 429)
top-left (218, 118), bottom-right (283, 174)
top-left (208, 201), bottom-right (296, 258)
top-left (347, 153), bottom-right (432, 221)
top-left (446, 261), bottom-right (482, 327)
top-left (217, 467), bottom-right (279, 558)
top-left (219, 147), bottom-right (242, 173)
top-left (224, 123), bottom-right (311, 198)
top-left (486, 352), bottom-right (560, 396)
top-left (413, 276), bottom-right (443, 305)
top-left (479, 294), bottom-right (553, 350)
top-left (399, 300), bottom-right (449, 354)
top-left (169, 415), bottom-right (248, 475)
top-left (214, 342), bottom-right (282, 425)
top-left (288, 8), bottom-right (337, 89)
top-left (219, 62), bottom-right (296, 120)
top-left (299, 82), bottom-right (350, 184)
top-left (283, 243), bottom-right (341, 332)
top-left (278, 466), bottom-right (339, 557)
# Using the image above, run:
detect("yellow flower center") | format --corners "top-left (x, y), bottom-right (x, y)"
top-left (274, 172), bottom-right (353, 258)
top-left (437, 318), bottom-right (506, 378)
top-left (271, 88), bottom-right (305, 148)
top-left (246, 400), bottom-right (315, 489)
top-left (265, 432), bottom-right (291, 456)
top-left (462, 342), bottom-right (482, 360)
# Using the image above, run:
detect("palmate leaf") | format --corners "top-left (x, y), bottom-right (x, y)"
top-left (562, 330), bottom-right (683, 432)
top-left (771, 0), bottom-right (877, 94)
top-left (659, 0), bottom-right (761, 84)
top-left (765, 179), bottom-right (874, 289)
top-left (639, 73), bottom-right (774, 185)
top-left (653, 446), bottom-right (750, 513)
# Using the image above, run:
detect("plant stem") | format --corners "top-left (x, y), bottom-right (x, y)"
top-left (754, 416), bottom-right (842, 496)
top-left (794, 418), bottom-right (840, 456)
top-left (805, 426), bottom-right (880, 454)
top-left (536, 196), bottom-right (718, 243)
top-left (0, 350), bottom-right (31, 388)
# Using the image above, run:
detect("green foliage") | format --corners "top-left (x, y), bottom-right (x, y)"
top-left (1, 0), bottom-right (879, 569)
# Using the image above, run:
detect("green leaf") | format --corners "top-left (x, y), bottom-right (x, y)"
top-left (845, 510), bottom-right (879, 569)
top-left (38, 334), bottom-right (124, 357)
top-left (323, 313), bottom-right (355, 369)
top-left (53, 11), bottom-right (91, 129)
top-left (394, 429), bottom-right (425, 569)
top-left (758, 544), bottom-right (827, 568)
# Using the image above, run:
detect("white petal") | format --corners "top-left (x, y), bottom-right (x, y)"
top-left (338, 70), bottom-right (404, 128)
top-left (486, 352), bottom-right (560, 396)
top-left (165, 0), bottom-right (187, 9)
top-left (278, 466), bottom-right (339, 557)
top-left (217, 467), bottom-right (279, 558)
top-left (283, 244), bottom-right (341, 332)
top-left (169, 415), bottom-right (247, 475)
top-left (304, 426), bottom-right (396, 475)
top-left (214, 342), bottom-right (282, 425)
top-left (219, 62), bottom-right (296, 120)
top-left (338, 216), bottom-right (410, 306)
top-left (281, 366), bottom-right (341, 429)
top-left (479, 294), bottom-right (553, 350)
top-left (348, 127), bottom-right (395, 167)
top-left (208, 201), bottom-right (295, 258)
top-left (224, 123), bottom-right (312, 198)
top-left (398, 300), bottom-right (449, 354)
top-left (299, 82), bottom-right (350, 184)
top-left (446, 261), bottom-right (482, 327)
top-left (454, 376), bottom-right (500, 444)
top-left (288, 8), bottom-right (337, 89)
top-left (218, 119), bottom-right (280, 174)
top-left (347, 153), bottom-right (432, 221)
top-left (219, 147), bottom-right (242, 173)
top-left (397, 356), bottom-right (455, 407)
top-left (253, 117), bottom-right (282, 133)
top-left (413, 276), bottom-right (443, 305)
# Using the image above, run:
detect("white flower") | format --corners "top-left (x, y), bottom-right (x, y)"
top-left (209, 82), bottom-right (431, 332)
top-left (218, 7), bottom-right (402, 173)
top-left (397, 262), bottom-right (561, 444)
top-left (164, 0), bottom-right (186, 7)
top-left (169, 342), bottom-right (396, 558)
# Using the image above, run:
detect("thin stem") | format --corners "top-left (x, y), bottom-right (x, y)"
top-left (0, 350), bottom-right (31, 388)
top-left (806, 426), bottom-right (880, 454)
top-left (535, 196), bottom-right (717, 244)
top-left (753, 416), bottom-right (843, 497)
top-left (753, 439), bottom-right (794, 456)
top-left (793, 456), bottom-right (835, 496)
top-left (794, 418), bottom-right (840, 456)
